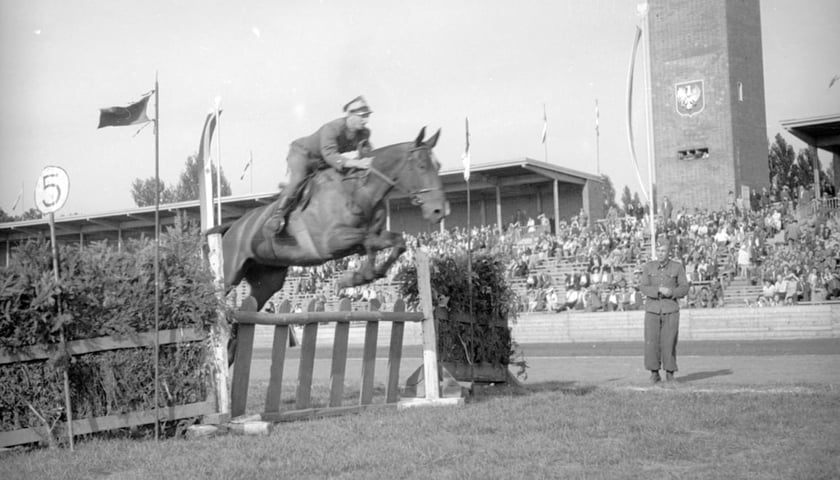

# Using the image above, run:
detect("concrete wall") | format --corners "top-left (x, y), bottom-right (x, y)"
top-left (509, 305), bottom-right (840, 343)
top-left (251, 305), bottom-right (840, 349)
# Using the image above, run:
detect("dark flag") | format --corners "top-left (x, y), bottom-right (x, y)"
top-left (98, 93), bottom-right (152, 128)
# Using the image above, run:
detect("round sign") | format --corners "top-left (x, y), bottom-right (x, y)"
top-left (34, 166), bottom-right (70, 214)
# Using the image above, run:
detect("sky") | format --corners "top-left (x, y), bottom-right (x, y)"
top-left (1, 0), bottom-right (839, 218)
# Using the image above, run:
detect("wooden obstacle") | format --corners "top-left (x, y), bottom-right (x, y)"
top-left (224, 250), bottom-right (462, 425)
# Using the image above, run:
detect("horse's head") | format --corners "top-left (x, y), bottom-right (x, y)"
top-left (378, 127), bottom-right (448, 224)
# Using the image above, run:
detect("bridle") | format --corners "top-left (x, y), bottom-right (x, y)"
top-left (366, 145), bottom-right (442, 205)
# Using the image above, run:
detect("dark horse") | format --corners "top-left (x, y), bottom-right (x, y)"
top-left (208, 127), bottom-right (447, 312)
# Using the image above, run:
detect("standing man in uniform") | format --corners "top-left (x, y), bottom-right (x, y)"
top-left (640, 239), bottom-right (689, 384)
top-left (263, 95), bottom-right (375, 237)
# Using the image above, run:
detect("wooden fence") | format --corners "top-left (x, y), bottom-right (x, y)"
top-left (0, 328), bottom-right (215, 448)
top-left (226, 250), bottom-right (461, 423)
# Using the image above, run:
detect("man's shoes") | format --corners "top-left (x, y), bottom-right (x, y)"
top-left (665, 371), bottom-right (675, 382)
top-left (649, 371), bottom-right (661, 384)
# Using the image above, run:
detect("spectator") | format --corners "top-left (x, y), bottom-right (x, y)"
top-left (759, 279), bottom-right (777, 307)
top-left (639, 240), bottom-right (689, 384)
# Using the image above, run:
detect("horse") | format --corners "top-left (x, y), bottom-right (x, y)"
top-left (208, 127), bottom-right (448, 313)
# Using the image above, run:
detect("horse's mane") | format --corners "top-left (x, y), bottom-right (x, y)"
top-left (368, 141), bottom-right (413, 157)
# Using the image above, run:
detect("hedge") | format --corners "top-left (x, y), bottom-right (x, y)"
top-left (0, 222), bottom-right (224, 440)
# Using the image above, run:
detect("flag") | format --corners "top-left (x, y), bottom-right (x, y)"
top-left (239, 158), bottom-right (251, 181)
top-left (197, 109), bottom-right (222, 228)
top-left (197, 110), bottom-right (222, 168)
top-left (11, 186), bottom-right (22, 211)
top-left (98, 92), bottom-right (153, 128)
top-left (541, 104), bottom-right (548, 144)
top-left (595, 99), bottom-right (600, 135)
top-left (462, 117), bottom-right (471, 182)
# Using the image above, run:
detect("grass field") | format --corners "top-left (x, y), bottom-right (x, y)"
top-left (2, 380), bottom-right (838, 480)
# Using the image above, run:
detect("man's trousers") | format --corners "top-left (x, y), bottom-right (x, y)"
top-left (644, 311), bottom-right (680, 372)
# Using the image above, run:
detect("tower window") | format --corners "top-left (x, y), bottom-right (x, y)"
top-left (678, 148), bottom-right (709, 160)
top-left (738, 82), bottom-right (743, 101)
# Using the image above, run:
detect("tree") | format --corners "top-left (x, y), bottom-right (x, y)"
top-left (131, 155), bottom-right (231, 207)
top-left (631, 192), bottom-right (643, 218)
top-left (131, 177), bottom-right (176, 207)
top-left (0, 207), bottom-right (42, 223)
top-left (172, 155), bottom-right (231, 202)
top-left (620, 185), bottom-right (633, 213)
top-left (768, 133), bottom-right (830, 195)
top-left (768, 133), bottom-right (796, 190)
top-left (600, 174), bottom-right (619, 212)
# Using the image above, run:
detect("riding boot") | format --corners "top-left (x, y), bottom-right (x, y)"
top-left (263, 196), bottom-right (293, 238)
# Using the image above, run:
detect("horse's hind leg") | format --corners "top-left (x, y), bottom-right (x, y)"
top-left (244, 265), bottom-right (290, 312)
top-left (228, 265), bottom-right (289, 365)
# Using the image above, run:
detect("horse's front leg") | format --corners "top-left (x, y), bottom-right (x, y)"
top-left (337, 230), bottom-right (404, 288)
top-left (365, 230), bottom-right (406, 279)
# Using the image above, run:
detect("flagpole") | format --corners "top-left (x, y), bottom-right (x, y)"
top-left (153, 72), bottom-right (161, 441)
top-left (463, 117), bottom-right (475, 380)
top-left (214, 97), bottom-right (222, 225)
top-left (639, 3), bottom-right (657, 257)
top-left (250, 151), bottom-right (254, 194)
top-left (543, 103), bottom-right (549, 163)
top-left (595, 99), bottom-right (600, 175)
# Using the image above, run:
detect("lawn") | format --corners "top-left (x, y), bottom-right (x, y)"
top-left (2, 381), bottom-right (838, 480)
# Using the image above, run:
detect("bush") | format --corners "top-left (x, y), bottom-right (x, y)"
top-left (0, 222), bottom-right (223, 438)
top-left (396, 250), bottom-right (521, 368)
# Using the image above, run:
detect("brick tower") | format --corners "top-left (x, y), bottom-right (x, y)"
top-left (647, 0), bottom-right (769, 212)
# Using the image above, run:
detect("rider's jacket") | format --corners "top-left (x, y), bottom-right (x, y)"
top-left (291, 117), bottom-right (371, 171)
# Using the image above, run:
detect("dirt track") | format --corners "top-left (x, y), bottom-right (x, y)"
top-left (246, 339), bottom-right (840, 390)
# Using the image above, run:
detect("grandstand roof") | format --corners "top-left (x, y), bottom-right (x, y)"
top-left (0, 158), bottom-right (599, 247)
top-left (436, 157), bottom-right (601, 203)
top-left (780, 113), bottom-right (840, 155)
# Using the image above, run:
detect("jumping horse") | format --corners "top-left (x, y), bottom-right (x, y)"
top-left (208, 127), bottom-right (448, 312)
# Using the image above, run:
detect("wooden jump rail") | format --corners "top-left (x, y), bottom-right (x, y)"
top-left (226, 250), bottom-right (461, 424)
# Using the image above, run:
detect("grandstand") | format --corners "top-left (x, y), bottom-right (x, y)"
top-left (249, 196), bottom-right (840, 313)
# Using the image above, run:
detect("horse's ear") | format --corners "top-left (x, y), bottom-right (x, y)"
top-left (425, 128), bottom-right (441, 149)
top-left (414, 127), bottom-right (427, 146)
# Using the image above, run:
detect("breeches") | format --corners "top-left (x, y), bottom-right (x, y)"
top-left (283, 147), bottom-right (317, 198)
top-left (644, 311), bottom-right (680, 372)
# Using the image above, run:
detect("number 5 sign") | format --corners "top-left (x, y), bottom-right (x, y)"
top-left (35, 166), bottom-right (70, 214)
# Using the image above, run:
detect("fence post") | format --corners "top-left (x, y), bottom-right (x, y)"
top-left (415, 250), bottom-right (441, 400)
top-left (398, 250), bottom-right (464, 409)
top-left (207, 232), bottom-right (230, 420)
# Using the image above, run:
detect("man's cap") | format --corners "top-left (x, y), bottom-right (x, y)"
top-left (343, 95), bottom-right (373, 116)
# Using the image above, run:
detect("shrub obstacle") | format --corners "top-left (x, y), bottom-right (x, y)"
top-left (0, 235), bottom-right (460, 448)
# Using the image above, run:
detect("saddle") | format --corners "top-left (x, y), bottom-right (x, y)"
top-left (295, 168), bottom-right (365, 215)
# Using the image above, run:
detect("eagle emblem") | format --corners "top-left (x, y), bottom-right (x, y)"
top-left (675, 80), bottom-right (705, 117)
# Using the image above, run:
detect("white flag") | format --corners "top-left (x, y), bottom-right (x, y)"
top-left (541, 104), bottom-right (548, 144)
top-left (462, 117), bottom-right (471, 182)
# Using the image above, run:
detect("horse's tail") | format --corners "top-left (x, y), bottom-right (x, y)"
top-left (206, 222), bottom-right (233, 236)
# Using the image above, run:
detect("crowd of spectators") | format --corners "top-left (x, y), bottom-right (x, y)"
top-left (272, 185), bottom-right (840, 312)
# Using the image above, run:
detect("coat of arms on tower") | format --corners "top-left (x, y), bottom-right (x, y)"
top-left (675, 80), bottom-right (705, 117)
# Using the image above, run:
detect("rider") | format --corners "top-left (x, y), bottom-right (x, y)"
top-left (263, 95), bottom-right (375, 237)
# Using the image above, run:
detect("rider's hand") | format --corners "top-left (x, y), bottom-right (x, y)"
top-left (354, 157), bottom-right (373, 169)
